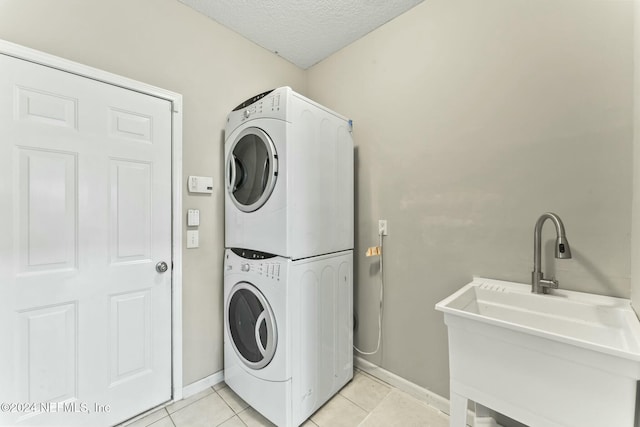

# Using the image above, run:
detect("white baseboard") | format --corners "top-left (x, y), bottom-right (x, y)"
top-left (121, 370), bottom-right (225, 426)
top-left (182, 370), bottom-right (225, 399)
top-left (180, 362), bottom-right (493, 426)
top-left (354, 356), bottom-right (449, 413)
top-left (354, 356), bottom-right (477, 426)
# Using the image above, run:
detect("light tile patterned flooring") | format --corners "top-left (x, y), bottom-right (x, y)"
top-left (124, 370), bottom-right (449, 427)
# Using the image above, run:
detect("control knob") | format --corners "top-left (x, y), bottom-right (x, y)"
top-left (241, 263), bottom-right (250, 272)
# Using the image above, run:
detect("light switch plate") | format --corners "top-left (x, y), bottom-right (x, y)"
top-left (187, 230), bottom-right (199, 248)
top-left (187, 209), bottom-right (200, 227)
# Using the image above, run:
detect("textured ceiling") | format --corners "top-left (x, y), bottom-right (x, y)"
top-left (178, 0), bottom-right (424, 69)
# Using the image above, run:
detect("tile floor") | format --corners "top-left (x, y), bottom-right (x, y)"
top-left (123, 369), bottom-right (449, 427)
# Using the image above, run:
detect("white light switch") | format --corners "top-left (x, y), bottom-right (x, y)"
top-left (187, 230), bottom-right (199, 248)
top-left (187, 209), bottom-right (200, 226)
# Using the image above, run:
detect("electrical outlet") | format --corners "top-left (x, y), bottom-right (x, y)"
top-left (378, 219), bottom-right (388, 236)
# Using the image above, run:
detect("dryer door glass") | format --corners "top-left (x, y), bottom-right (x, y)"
top-left (227, 282), bottom-right (277, 370)
top-left (227, 127), bottom-right (278, 213)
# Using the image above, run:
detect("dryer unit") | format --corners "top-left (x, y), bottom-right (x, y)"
top-left (223, 248), bottom-right (353, 427)
top-left (224, 87), bottom-right (354, 259)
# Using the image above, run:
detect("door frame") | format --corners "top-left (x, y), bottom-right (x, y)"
top-left (0, 39), bottom-right (185, 402)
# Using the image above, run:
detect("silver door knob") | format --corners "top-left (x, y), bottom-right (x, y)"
top-left (156, 261), bottom-right (169, 273)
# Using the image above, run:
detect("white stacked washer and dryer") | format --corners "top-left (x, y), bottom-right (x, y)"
top-left (223, 87), bottom-right (354, 427)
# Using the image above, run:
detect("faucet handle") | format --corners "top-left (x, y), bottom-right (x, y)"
top-left (539, 278), bottom-right (559, 290)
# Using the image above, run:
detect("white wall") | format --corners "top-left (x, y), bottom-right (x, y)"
top-left (307, 0), bottom-right (634, 398)
top-left (0, 0), bottom-right (306, 386)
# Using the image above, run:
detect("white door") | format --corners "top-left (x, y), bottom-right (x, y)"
top-left (0, 53), bottom-right (172, 426)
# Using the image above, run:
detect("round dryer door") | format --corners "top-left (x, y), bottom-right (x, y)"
top-left (227, 282), bottom-right (277, 370)
top-left (227, 127), bottom-right (278, 212)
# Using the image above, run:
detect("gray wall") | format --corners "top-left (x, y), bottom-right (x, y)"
top-left (307, 0), bottom-right (633, 398)
top-left (0, 0), bottom-right (306, 386)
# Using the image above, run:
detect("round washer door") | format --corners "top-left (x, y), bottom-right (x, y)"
top-left (226, 127), bottom-right (278, 212)
top-left (226, 282), bottom-right (277, 370)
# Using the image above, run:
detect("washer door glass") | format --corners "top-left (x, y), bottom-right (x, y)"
top-left (227, 282), bottom-right (277, 370)
top-left (227, 127), bottom-right (278, 212)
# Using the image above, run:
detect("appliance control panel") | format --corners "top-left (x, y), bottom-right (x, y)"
top-left (231, 248), bottom-right (276, 260)
top-left (225, 87), bottom-right (287, 134)
top-left (257, 262), bottom-right (281, 280)
top-left (226, 260), bottom-right (282, 282)
top-left (239, 92), bottom-right (281, 122)
top-left (226, 248), bottom-right (282, 281)
top-left (231, 89), bottom-right (274, 112)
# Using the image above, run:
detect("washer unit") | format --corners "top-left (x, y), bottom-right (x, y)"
top-left (223, 248), bottom-right (353, 427)
top-left (224, 87), bottom-right (354, 259)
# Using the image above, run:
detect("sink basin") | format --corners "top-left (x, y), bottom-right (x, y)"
top-left (436, 278), bottom-right (640, 427)
top-left (438, 278), bottom-right (640, 360)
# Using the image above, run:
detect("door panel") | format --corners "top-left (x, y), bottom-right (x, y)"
top-left (18, 302), bottom-right (77, 403)
top-left (110, 160), bottom-right (152, 263)
top-left (108, 108), bottom-right (153, 142)
top-left (0, 53), bottom-right (172, 426)
top-left (109, 290), bottom-right (152, 385)
top-left (15, 86), bottom-right (78, 129)
top-left (17, 148), bottom-right (77, 273)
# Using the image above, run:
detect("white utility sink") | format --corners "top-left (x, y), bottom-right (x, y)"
top-left (436, 278), bottom-right (640, 427)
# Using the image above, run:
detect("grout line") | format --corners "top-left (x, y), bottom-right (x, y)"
top-left (197, 369), bottom-right (447, 427)
top-left (214, 387), bottom-right (254, 426)
top-left (338, 392), bottom-right (375, 416)
top-left (345, 395), bottom-right (366, 413)
top-left (166, 386), bottom-right (215, 415)
top-left (357, 411), bottom-right (374, 427)
top-left (214, 390), bottom-right (238, 422)
top-left (354, 357), bottom-right (451, 416)
top-left (235, 409), bottom-right (250, 427)
top-left (337, 370), bottom-right (392, 416)
top-left (118, 405), bottom-right (169, 426)
top-left (305, 418), bottom-right (319, 426)
top-left (215, 413), bottom-right (241, 427)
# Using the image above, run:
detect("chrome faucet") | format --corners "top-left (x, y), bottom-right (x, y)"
top-left (532, 212), bottom-right (572, 294)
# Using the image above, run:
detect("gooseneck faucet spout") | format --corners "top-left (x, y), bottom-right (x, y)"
top-left (532, 212), bottom-right (572, 294)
